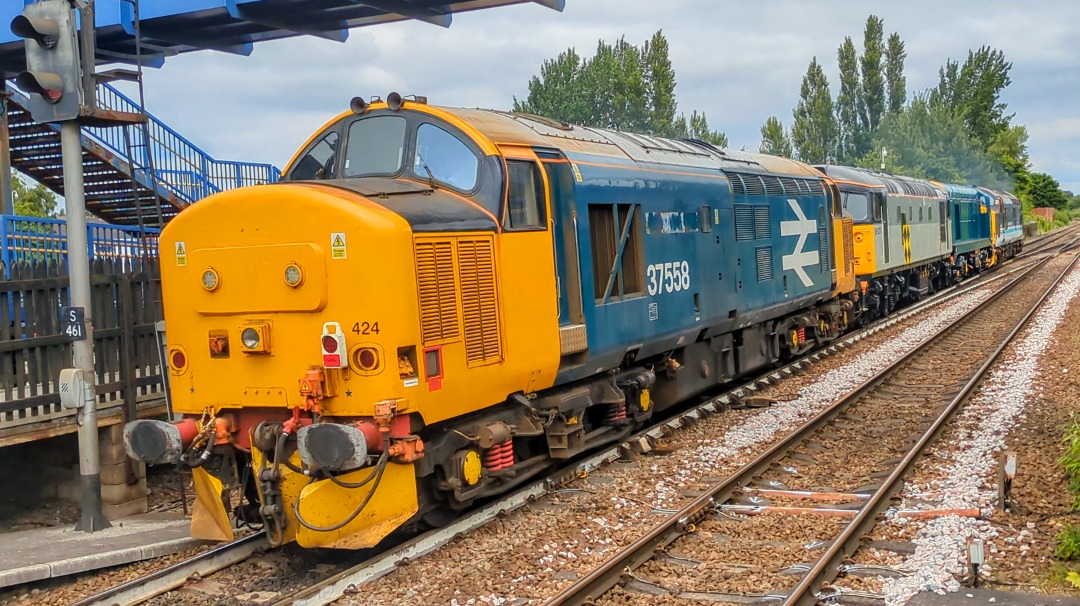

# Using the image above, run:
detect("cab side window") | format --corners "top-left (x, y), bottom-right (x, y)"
top-left (287, 131), bottom-right (339, 181)
top-left (505, 161), bottom-right (546, 230)
top-left (414, 123), bottom-right (479, 190)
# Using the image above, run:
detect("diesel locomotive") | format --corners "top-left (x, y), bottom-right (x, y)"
top-left (124, 94), bottom-right (1020, 549)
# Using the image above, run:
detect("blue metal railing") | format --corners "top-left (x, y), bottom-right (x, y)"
top-left (0, 215), bottom-right (159, 275)
top-left (85, 84), bottom-right (282, 205)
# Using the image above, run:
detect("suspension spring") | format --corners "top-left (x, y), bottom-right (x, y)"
top-left (604, 401), bottom-right (628, 424)
top-left (484, 440), bottom-right (514, 472)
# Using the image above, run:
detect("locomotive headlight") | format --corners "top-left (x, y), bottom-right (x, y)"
top-left (284, 263), bottom-right (304, 288)
top-left (241, 328), bottom-right (261, 349)
top-left (202, 268), bottom-right (220, 292)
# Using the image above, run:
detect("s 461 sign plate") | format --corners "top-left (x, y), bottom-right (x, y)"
top-left (61, 306), bottom-right (87, 341)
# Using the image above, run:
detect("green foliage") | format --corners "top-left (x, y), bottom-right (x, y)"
top-left (1059, 412), bottom-right (1080, 510)
top-left (856, 95), bottom-right (1009, 188)
top-left (932, 46), bottom-right (1014, 149)
top-left (1059, 524), bottom-right (1080, 562)
top-left (513, 30), bottom-right (726, 145)
top-left (835, 37), bottom-right (861, 163)
top-left (10, 170), bottom-right (58, 218)
top-left (859, 15), bottom-right (886, 134)
top-left (884, 32), bottom-right (907, 114)
top-left (791, 57), bottom-right (837, 164)
top-left (759, 116), bottom-right (793, 158)
top-left (1019, 172), bottom-right (1071, 211)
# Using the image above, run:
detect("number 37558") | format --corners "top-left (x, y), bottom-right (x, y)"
top-left (647, 261), bottom-right (690, 295)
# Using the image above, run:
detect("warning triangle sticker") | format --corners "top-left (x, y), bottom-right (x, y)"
top-left (176, 242), bottom-right (186, 254)
top-left (301, 381), bottom-right (310, 391)
top-left (332, 235), bottom-right (345, 247)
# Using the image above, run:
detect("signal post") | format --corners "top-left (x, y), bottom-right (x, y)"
top-left (11, 0), bottom-right (146, 532)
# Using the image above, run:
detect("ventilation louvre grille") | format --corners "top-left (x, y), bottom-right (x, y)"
top-left (754, 206), bottom-right (770, 240)
top-left (457, 238), bottom-right (502, 365)
top-left (818, 221), bottom-right (830, 273)
top-left (762, 176), bottom-right (784, 197)
top-left (735, 205), bottom-right (754, 241)
top-left (756, 246), bottom-right (773, 282)
top-left (416, 240), bottom-right (461, 343)
top-left (843, 217), bottom-right (854, 275)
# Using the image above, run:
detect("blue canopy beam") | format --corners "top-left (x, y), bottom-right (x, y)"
top-left (230, 6), bottom-right (349, 42)
top-left (530, 0), bottom-right (566, 10)
top-left (347, 1), bottom-right (453, 28)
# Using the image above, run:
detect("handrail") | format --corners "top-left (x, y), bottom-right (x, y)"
top-left (87, 84), bottom-right (281, 205)
top-left (4, 81), bottom-right (281, 208)
top-left (0, 215), bottom-right (159, 275)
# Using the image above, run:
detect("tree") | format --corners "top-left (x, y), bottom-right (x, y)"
top-left (932, 46), bottom-right (1013, 148)
top-left (859, 15), bottom-right (886, 134)
top-left (682, 110), bottom-right (728, 147)
top-left (791, 57), bottom-right (837, 164)
top-left (513, 49), bottom-right (587, 123)
top-left (835, 37), bottom-right (861, 163)
top-left (10, 171), bottom-right (58, 218)
top-left (642, 30), bottom-right (677, 137)
top-left (884, 32), bottom-right (907, 114)
top-left (759, 116), bottom-right (793, 158)
top-left (513, 31), bottom-right (726, 144)
top-left (857, 95), bottom-right (1008, 189)
top-left (1018, 172), bottom-right (1070, 210)
top-left (987, 125), bottom-right (1030, 181)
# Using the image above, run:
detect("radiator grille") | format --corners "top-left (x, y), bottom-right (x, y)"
top-left (415, 239), bottom-right (460, 344)
top-left (842, 217), bottom-right (855, 275)
top-left (457, 238), bottom-right (502, 365)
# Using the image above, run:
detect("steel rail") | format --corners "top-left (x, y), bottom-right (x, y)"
top-left (787, 248), bottom-right (1080, 605)
top-left (78, 239), bottom-right (1064, 606)
top-left (544, 241), bottom-right (1075, 606)
top-left (68, 533), bottom-right (268, 606)
top-left (267, 255), bottom-right (1033, 606)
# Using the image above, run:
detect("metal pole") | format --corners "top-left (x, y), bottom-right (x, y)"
top-left (0, 96), bottom-right (11, 215)
top-left (63, 121), bottom-right (110, 532)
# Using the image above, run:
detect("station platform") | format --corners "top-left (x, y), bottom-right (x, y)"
top-left (0, 512), bottom-right (201, 589)
top-left (909, 588), bottom-right (1080, 605)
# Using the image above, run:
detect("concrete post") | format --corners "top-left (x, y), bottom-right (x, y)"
top-left (62, 120), bottom-right (110, 532)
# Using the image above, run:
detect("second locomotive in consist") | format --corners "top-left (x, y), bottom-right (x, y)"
top-left (124, 95), bottom-right (1020, 549)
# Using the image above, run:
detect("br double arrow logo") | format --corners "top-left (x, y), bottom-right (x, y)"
top-left (780, 199), bottom-right (820, 288)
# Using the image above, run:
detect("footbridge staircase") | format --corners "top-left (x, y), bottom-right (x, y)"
top-left (5, 82), bottom-right (281, 226)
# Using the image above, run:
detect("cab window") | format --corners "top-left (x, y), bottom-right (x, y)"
top-left (505, 161), bottom-right (546, 229)
top-left (288, 131), bottom-right (339, 181)
top-left (842, 192), bottom-right (871, 223)
top-left (414, 123), bottom-right (479, 191)
top-left (343, 116), bottom-right (407, 178)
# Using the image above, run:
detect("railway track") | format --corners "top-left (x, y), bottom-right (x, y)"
top-left (543, 246), bottom-right (1080, 605)
top-left (71, 235), bottom-right (1076, 606)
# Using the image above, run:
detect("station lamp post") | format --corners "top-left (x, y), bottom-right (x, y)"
top-left (11, 0), bottom-right (109, 532)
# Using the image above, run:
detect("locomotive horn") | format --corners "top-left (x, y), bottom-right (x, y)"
top-left (350, 96), bottom-right (368, 114)
top-left (387, 91), bottom-right (403, 110)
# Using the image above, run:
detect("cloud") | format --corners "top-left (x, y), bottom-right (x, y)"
top-left (111, 0), bottom-right (1079, 189)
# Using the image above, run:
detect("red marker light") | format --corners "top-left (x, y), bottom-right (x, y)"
top-left (43, 89), bottom-right (62, 103)
top-left (170, 350), bottom-right (187, 370)
top-left (321, 335), bottom-right (339, 354)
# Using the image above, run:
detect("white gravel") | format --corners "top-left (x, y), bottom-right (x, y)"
top-left (644, 289), bottom-right (993, 510)
top-left (881, 265), bottom-right (1080, 604)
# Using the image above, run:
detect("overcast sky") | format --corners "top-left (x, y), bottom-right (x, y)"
top-left (118, 0), bottom-right (1080, 193)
